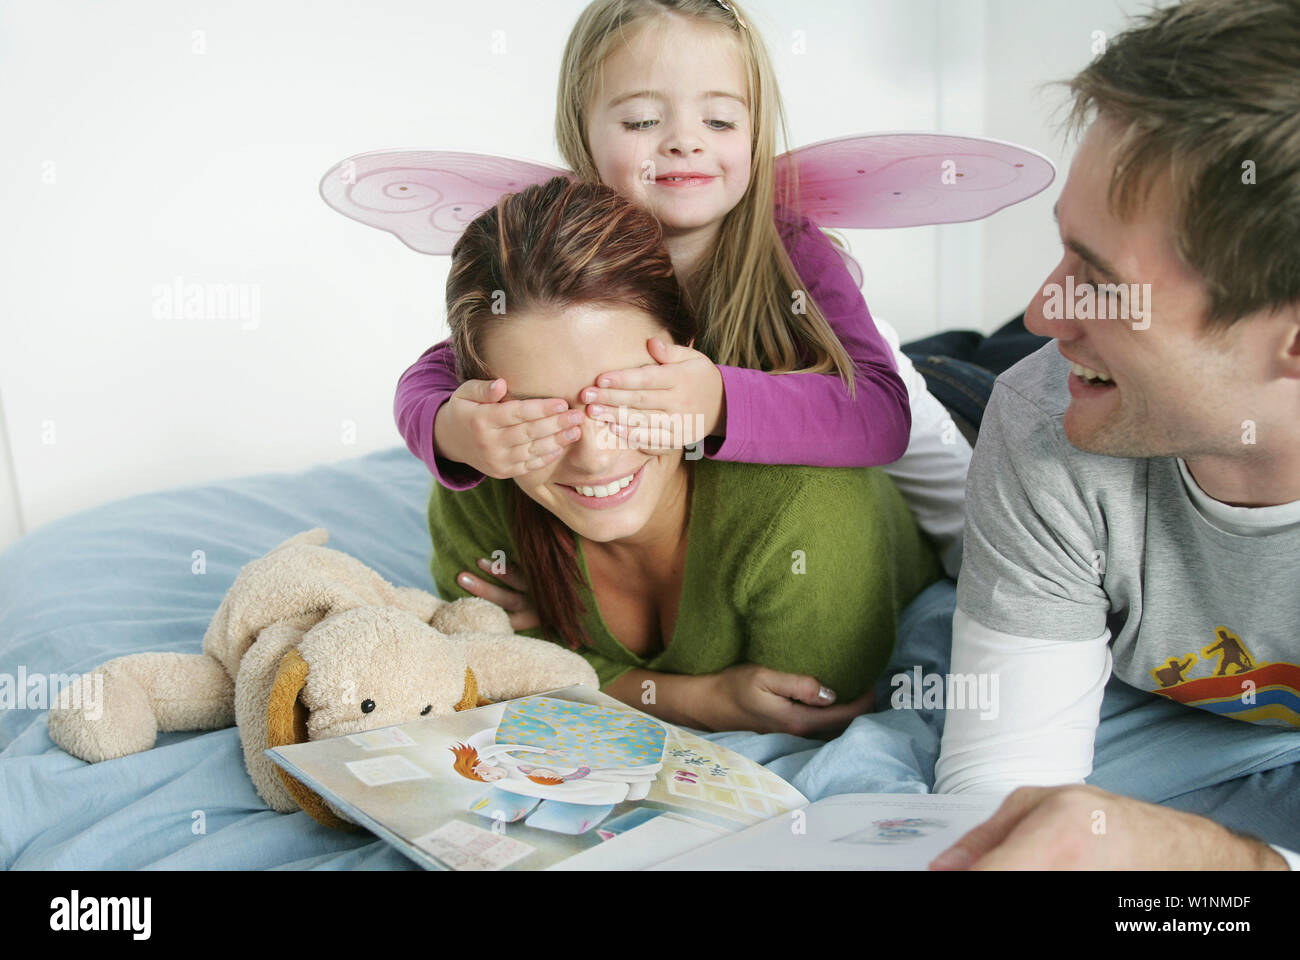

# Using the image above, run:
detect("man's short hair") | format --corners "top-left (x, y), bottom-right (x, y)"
top-left (1066, 0), bottom-right (1300, 330)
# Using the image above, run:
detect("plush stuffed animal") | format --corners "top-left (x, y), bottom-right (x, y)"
top-left (47, 528), bottom-right (598, 829)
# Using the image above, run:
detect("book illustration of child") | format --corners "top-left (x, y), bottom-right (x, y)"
top-left (515, 761), bottom-right (593, 784)
top-left (448, 696), bottom-right (667, 807)
top-left (449, 742), bottom-right (592, 787)
top-left (492, 696), bottom-right (666, 773)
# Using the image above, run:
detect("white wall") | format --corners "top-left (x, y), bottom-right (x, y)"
top-left (0, 388), bottom-right (22, 549)
top-left (0, 0), bottom-right (1157, 553)
top-left (980, 0), bottom-right (1174, 329)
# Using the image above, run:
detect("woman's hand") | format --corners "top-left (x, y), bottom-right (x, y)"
top-left (581, 338), bottom-right (725, 452)
top-left (433, 378), bottom-right (586, 479)
top-left (694, 664), bottom-right (876, 738)
top-left (455, 556), bottom-right (540, 631)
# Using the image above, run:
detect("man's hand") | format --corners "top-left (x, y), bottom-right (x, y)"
top-left (929, 784), bottom-right (1290, 870)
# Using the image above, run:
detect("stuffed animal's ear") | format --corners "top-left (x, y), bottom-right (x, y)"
top-left (268, 528), bottom-right (329, 555)
top-left (455, 666), bottom-right (484, 712)
top-left (266, 647), bottom-right (359, 831)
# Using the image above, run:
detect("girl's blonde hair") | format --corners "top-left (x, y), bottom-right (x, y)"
top-left (555, 0), bottom-right (856, 393)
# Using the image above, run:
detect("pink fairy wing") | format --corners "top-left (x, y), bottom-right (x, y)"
top-left (318, 150), bottom-right (572, 255)
top-left (774, 132), bottom-right (1055, 229)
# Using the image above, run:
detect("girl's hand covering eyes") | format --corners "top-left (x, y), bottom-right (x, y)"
top-left (433, 377), bottom-right (585, 479)
top-left (581, 338), bottom-right (726, 454)
top-left (457, 556), bottom-right (540, 631)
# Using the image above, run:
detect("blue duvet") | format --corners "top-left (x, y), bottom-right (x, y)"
top-left (2, 447), bottom-right (1296, 869)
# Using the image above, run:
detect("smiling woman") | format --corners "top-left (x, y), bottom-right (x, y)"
top-left (429, 176), bottom-right (942, 736)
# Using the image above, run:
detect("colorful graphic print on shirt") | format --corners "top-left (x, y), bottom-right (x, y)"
top-left (1148, 626), bottom-right (1300, 727)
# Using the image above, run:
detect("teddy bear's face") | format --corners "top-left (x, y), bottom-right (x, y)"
top-left (296, 606), bottom-right (469, 741)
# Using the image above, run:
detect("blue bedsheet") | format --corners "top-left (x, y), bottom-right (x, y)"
top-left (2, 447), bottom-right (1297, 869)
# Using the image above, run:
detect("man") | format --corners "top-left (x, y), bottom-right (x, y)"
top-left (931, 0), bottom-right (1300, 869)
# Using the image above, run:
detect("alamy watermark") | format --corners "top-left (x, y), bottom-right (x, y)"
top-left (1, 667), bottom-right (103, 720)
top-left (1042, 275), bottom-right (1152, 330)
top-left (889, 666), bottom-right (999, 720)
top-left (151, 275), bottom-right (262, 330)
top-left (50, 890), bottom-right (150, 939)
top-left (595, 405), bottom-right (706, 460)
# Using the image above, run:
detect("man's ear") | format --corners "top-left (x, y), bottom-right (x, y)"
top-left (1282, 306), bottom-right (1300, 380)
top-left (1279, 317), bottom-right (1300, 377)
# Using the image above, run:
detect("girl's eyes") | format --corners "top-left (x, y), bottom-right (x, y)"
top-left (621, 119), bottom-right (738, 131)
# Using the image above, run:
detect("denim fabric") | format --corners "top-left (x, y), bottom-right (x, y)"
top-left (903, 312), bottom-right (1051, 376)
top-left (901, 313), bottom-right (1051, 437)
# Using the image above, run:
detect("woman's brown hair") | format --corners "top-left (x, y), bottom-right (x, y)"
top-left (445, 175), bottom-right (696, 651)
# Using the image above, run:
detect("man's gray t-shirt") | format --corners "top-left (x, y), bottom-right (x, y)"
top-left (958, 342), bottom-right (1300, 727)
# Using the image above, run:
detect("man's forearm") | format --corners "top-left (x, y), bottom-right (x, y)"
top-left (935, 784), bottom-right (1296, 869)
top-left (1223, 825), bottom-right (1292, 870)
top-left (1172, 809), bottom-right (1290, 869)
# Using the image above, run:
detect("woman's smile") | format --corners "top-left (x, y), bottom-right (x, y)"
top-left (556, 461), bottom-right (650, 510)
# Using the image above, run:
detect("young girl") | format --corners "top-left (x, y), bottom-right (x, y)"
top-left (397, 0), bottom-right (970, 608)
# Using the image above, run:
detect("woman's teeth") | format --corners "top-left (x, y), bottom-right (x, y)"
top-left (569, 474), bottom-right (634, 498)
top-left (1069, 360), bottom-right (1113, 384)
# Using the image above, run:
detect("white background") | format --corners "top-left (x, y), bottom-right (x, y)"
top-left (0, 0), bottom-right (1160, 552)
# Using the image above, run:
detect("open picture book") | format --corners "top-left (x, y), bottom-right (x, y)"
top-left (266, 685), bottom-right (1001, 870)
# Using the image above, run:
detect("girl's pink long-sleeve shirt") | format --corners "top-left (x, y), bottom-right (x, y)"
top-left (394, 210), bottom-right (911, 490)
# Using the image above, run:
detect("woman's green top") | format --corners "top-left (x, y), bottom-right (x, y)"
top-left (428, 459), bottom-right (943, 702)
